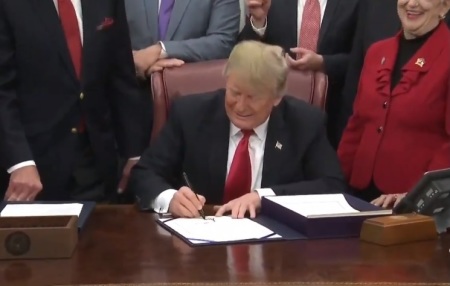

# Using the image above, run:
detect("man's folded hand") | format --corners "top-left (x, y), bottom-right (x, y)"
top-left (146, 58), bottom-right (185, 76)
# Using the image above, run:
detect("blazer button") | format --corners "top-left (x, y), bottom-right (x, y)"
top-left (377, 126), bottom-right (384, 133)
top-left (71, 128), bottom-right (78, 134)
top-left (80, 92), bottom-right (84, 100)
top-left (382, 101), bottom-right (388, 109)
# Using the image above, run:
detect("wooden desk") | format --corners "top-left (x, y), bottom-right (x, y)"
top-left (0, 206), bottom-right (449, 286)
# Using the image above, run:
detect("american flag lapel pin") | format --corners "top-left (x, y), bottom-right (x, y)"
top-left (275, 141), bottom-right (282, 150)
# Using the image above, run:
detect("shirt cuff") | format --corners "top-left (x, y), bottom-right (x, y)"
top-left (7, 161), bottom-right (36, 174)
top-left (250, 16), bottom-right (267, 36)
top-left (152, 189), bottom-right (178, 213)
top-left (129, 157), bottom-right (140, 161)
top-left (158, 41), bottom-right (168, 59)
top-left (254, 188), bottom-right (275, 198)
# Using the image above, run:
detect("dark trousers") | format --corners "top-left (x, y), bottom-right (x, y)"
top-left (137, 78), bottom-right (153, 145)
top-left (0, 134), bottom-right (113, 202)
top-left (67, 133), bottom-right (108, 202)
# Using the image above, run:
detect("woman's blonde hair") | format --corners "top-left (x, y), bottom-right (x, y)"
top-left (223, 41), bottom-right (288, 97)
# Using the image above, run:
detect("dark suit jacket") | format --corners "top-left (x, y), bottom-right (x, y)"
top-left (129, 90), bottom-right (347, 209)
top-left (0, 0), bottom-right (147, 200)
top-left (337, 0), bottom-right (450, 142)
top-left (338, 23), bottom-right (450, 195)
top-left (238, 0), bottom-right (359, 148)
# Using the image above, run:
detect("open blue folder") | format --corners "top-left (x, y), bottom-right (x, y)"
top-left (155, 214), bottom-right (308, 247)
top-left (156, 194), bottom-right (391, 246)
top-left (0, 201), bottom-right (96, 231)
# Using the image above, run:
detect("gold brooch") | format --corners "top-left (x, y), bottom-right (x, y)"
top-left (415, 58), bottom-right (425, 68)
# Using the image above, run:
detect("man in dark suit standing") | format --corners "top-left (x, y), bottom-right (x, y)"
top-left (239, 0), bottom-right (359, 148)
top-left (129, 41), bottom-right (347, 218)
top-left (0, 0), bottom-right (147, 201)
top-left (337, 0), bottom-right (450, 142)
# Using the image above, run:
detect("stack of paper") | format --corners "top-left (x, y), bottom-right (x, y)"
top-left (160, 216), bottom-right (280, 244)
top-left (0, 203), bottom-right (83, 217)
top-left (265, 194), bottom-right (392, 218)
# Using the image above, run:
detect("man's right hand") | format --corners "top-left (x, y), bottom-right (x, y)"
top-left (247, 0), bottom-right (271, 27)
top-left (168, 186), bottom-right (206, 218)
top-left (5, 166), bottom-right (43, 201)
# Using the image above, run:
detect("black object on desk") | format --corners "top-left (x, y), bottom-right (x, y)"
top-left (394, 168), bottom-right (450, 215)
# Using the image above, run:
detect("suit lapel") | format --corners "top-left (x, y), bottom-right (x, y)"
top-left (205, 96), bottom-right (230, 203)
top-left (318, 0), bottom-right (340, 45)
top-left (31, 0), bottom-right (78, 82)
top-left (261, 104), bottom-right (289, 188)
top-left (286, 0), bottom-right (298, 48)
top-left (392, 23), bottom-right (448, 96)
top-left (144, 0), bottom-right (160, 42)
top-left (80, 0), bottom-right (96, 81)
top-left (165, 0), bottom-right (191, 40)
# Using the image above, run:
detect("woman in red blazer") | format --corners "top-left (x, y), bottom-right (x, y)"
top-left (338, 0), bottom-right (450, 207)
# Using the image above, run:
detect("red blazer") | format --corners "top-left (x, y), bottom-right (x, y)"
top-left (338, 22), bottom-right (450, 194)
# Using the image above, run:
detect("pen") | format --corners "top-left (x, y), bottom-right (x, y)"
top-left (182, 172), bottom-right (206, 219)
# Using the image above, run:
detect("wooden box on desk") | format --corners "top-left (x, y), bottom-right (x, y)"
top-left (0, 216), bottom-right (78, 260)
top-left (360, 214), bottom-right (437, 246)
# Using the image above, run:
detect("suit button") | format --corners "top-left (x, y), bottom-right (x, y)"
top-left (71, 128), bottom-right (78, 134)
top-left (382, 101), bottom-right (388, 109)
top-left (80, 92), bottom-right (84, 100)
top-left (377, 126), bottom-right (384, 133)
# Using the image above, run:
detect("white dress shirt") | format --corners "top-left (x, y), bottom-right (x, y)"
top-left (152, 118), bottom-right (276, 213)
top-left (157, 0), bottom-right (168, 57)
top-left (7, 0), bottom-right (84, 174)
top-left (251, 0), bottom-right (328, 46)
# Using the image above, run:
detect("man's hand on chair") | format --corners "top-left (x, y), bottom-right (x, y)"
top-left (146, 59), bottom-right (185, 76)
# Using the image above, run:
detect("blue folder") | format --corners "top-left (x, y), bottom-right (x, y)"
top-left (157, 194), bottom-right (391, 246)
top-left (261, 194), bottom-right (392, 239)
top-left (156, 217), bottom-right (287, 247)
top-left (0, 201), bottom-right (96, 231)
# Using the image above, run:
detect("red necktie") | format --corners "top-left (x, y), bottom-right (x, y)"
top-left (58, 0), bottom-right (85, 132)
top-left (58, 0), bottom-right (82, 79)
top-left (299, 0), bottom-right (321, 53)
top-left (223, 130), bottom-right (253, 204)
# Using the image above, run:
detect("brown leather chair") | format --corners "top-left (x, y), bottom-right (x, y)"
top-left (150, 59), bottom-right (328, 140)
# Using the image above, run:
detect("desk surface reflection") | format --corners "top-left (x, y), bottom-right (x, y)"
top-left (0, 205), bottom-right (449, 286)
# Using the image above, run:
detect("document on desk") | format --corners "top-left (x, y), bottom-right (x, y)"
top-left (0, 203), bottom-right (83, 217)
top-left (265, 194), bottom-right (392, 218)
top-left (159, 216), bottom-right (280, 245)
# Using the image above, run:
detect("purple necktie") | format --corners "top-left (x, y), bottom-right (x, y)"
top-left (159, 0), bottom-right (175, 40)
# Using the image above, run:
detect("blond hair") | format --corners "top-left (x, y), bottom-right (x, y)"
top-left (224, 41), bottom-right (288, 97)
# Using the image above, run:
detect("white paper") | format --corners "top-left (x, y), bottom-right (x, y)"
top-left (266, 194), bottom-right (374, 217)
top-left (161, 216), bottom-right (278, 244)
top-left (0, 203), bottom-right (83, 217)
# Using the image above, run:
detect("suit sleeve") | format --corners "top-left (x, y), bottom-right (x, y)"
top-left (322, 54), bottom-right (350, 85)
top-left (0, 1), bottom-right (34, 170)
top-left (109, 0), bottom-right (148, 158)
top-left (271, 114), bottom-right (348, 196)
top-left (162, 0), bottom-right (240, 62)
top-left (428, 76), bottom-right (450, 170)
top-left (128, 100), bottom-right (184, 210)
top-left (335, 0), bottom-right (367, 140)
